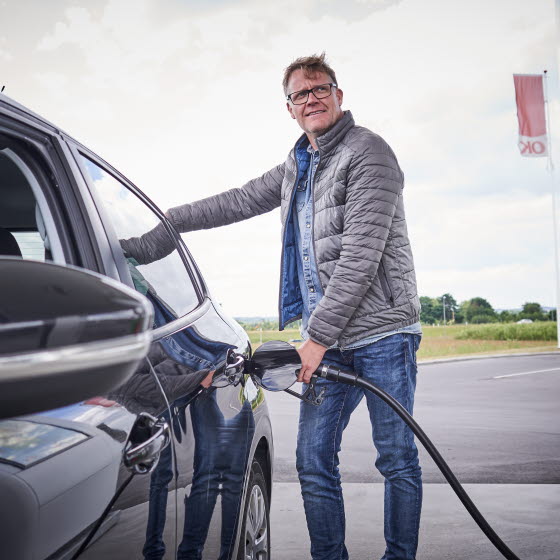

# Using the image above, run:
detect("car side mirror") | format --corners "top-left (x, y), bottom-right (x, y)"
top-left (0, 258), bottom-right (154, 419)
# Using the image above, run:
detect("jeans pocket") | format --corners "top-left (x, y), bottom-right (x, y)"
top-left (412, 334), bottom-right (421, 368)
top-left (402, 334), bottom-right (410, 369)
top-left (402, 333), bottom-right (421, 371)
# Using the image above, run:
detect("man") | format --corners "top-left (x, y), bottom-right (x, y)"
top-left (124, 53), bottom-right (422, 560)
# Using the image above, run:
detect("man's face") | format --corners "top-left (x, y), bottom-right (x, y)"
top-left (286, 69), bottom-right (343, 139)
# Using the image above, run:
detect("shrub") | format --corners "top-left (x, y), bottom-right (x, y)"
top-left (455, 322), bottom-right (557, 341)
top-left (469, 314), bottom-right (498, 324)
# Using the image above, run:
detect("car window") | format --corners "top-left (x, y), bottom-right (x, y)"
top-left (0, 148), bottom-right (63, 263)
top-left (80, 155), bottom-right (200, 319)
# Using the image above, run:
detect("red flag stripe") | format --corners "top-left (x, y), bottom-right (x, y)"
top-left (513, 74), bottom-right (546, 137)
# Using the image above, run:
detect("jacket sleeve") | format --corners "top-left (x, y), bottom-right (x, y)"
top-left (306, 137), bottom-right (403, 348)
top-left (120, 163), bottom-right (285, 265)
top-left (168, 163), bottom-right (285, 232)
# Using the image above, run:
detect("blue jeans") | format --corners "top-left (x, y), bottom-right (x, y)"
top-left (296, 333), bottom-right (422, 560)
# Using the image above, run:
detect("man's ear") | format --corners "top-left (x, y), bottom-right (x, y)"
top-left (336, 88), bottom-right (343, 107)
top-left (286, 102), bottom-right (296, 119)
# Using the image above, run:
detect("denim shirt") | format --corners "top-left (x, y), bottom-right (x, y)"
top-left (293, 144), bottom-right (323, 335)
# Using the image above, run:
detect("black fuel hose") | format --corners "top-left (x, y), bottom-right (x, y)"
top-left (314, 364), bottom-right (521, 560)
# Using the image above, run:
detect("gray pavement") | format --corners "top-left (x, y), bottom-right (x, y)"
top-left (270, 483), bottom-right (560, 559)
top-left (265, 353), bottom-right (560, 559)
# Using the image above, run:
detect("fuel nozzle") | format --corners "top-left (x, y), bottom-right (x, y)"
top-left (282, 363), bottom-right (360, 407)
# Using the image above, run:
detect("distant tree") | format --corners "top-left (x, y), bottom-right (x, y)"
top-left (548, 309), bottom-right (557, 321)
top-left (438, 293), bottom-right (459, 323)
top-left (499, 310), bottom-right (518, 323)
top-left (522, 302), bottom-right (543, 315)
top-left (519, 302), bottom-right (547, 322)
top-left (461, 297), bottom-right (497, 323)
top-left (420, 296), bottom-right (438, 324)
top-left (420, 293), bottom-right (461, 324)
top-left (431, 298), bottom-right (443, 323)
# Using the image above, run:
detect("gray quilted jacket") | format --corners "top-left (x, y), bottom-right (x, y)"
top-left (123, 111), bottom-right (420, 348)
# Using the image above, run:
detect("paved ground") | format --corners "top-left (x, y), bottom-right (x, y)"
top-left (265, 353), bottom-right (560, 559)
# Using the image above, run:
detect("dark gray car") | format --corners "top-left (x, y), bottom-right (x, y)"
top-left (0, 94), bottom-right (273, 560)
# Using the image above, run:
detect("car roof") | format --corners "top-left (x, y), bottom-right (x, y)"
top-left (0, 92), bottom-right (77, 140)
top-left (0, 92), bottom-right (164, 223)
top-left (0, 92), bottom-right (126, 182)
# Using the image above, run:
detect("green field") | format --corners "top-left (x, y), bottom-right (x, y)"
top-left (245, 323), bottom-right (559, 360)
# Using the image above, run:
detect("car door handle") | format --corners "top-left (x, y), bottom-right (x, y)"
top-left (124, 412), bottom-right (171, 474)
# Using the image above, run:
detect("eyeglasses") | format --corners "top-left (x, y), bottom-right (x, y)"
top-left (286, 83), bottom-right (337, 105)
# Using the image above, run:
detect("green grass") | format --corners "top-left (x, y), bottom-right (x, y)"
top-left (418, 324), bottom-right (557, 359)
top-left (245, 324), bottom-right (559, 360)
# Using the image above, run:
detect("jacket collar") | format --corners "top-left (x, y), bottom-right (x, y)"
top-left (293, 110), bottom-right (355, 159)
top-left (316, 110), bottom-right (354, 155)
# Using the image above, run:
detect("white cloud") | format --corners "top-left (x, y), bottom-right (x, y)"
top-left (1, 0), bottom-right (558, 315)
top-left (0, 36), bottom-right (12, 61)
top-left (410, 191), bottom-right (556, 269)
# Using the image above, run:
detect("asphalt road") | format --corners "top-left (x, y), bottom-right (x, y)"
top-left (265, 352), bottom-right (560, 559)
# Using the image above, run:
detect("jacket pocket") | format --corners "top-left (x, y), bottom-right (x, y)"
top-left (378, 262), bottom-right (396, 308)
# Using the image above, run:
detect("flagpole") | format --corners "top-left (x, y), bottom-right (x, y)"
top-left (543, 70), bottom-right (560, 347)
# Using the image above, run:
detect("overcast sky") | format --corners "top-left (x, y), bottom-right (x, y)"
top-left (2, 0), bottom-right (559, 316)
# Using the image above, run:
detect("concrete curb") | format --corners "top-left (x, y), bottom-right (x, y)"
top-left (419, 349), bottom-right (560, 366)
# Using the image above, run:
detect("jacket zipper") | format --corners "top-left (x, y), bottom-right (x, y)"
top-left (278, 148), bottom-right (300, 330)
top-left (378, 261), bottom-right (395, 308)
top-left (310, 150), bottom-right (323, 292)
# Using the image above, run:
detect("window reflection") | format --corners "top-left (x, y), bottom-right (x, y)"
top-left (82, 156), bottom-right (199, 319)
top-left (0, 420), bottom-right (89, 468)
top-left (144, 389), bottom-right (255, 560)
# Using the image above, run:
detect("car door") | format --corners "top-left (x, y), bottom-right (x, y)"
top-left (0, 114), bottom-right (177, 560)
top-left (0, 98), bottom-right (272, 559)
top-left (71, 146), bottom-right (270, 560)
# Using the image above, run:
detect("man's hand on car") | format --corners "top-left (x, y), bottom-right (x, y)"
top-left (200, 370), bottom-right (215, 388)
top-left (297, 339), bottom-right (327, 383)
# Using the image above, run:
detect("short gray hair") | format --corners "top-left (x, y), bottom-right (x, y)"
top-left (282, 52), bottom-right (338, 95)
